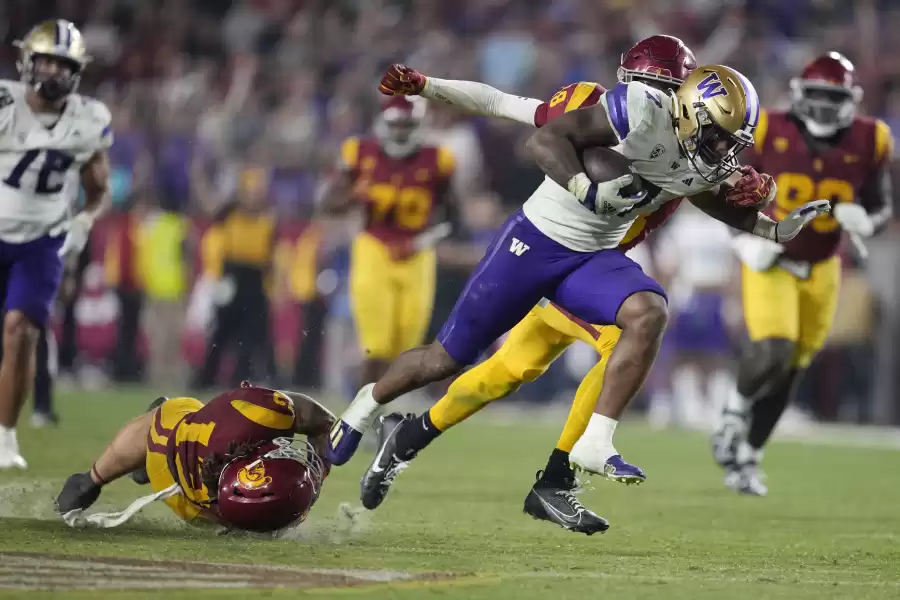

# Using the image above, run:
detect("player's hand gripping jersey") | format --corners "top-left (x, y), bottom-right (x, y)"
top-left (0, 80), bottom-right (112, 243)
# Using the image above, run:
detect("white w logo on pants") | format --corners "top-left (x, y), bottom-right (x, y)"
top-left (509, 238), bottom-right (530, 256)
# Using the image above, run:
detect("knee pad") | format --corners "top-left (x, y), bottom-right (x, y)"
top-left (737, 338), bottom-right (795, 400)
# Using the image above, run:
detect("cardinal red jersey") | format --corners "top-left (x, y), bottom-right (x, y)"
top-left (746, 110), bottom-right (893, 263)
top-left (535, 81), bottom-right (683, 251)
top-left (338, 137), bottom-right (455, 244)
top-left (150, 386), bottom-right (296, 510)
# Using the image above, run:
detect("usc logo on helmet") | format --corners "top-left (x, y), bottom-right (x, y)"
top-left (236, 460), bottom-right (273, 490)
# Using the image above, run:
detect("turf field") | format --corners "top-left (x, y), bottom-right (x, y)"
top-left (1, 388), bottom-right (898, 599)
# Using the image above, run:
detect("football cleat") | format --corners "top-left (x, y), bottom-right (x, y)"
top-left (711, 417), bottom-right (744, 469)
top-left (724, 464), bottom-right (768, 496)
top-left (55, 472), bottom-right (101, 515)
top-left (359, 413), bottom-right (413, 510)
top-left (30, 411), bottom-right (60, 429)
top-left (571, 451), bottom-right (646, 485)
top-left (131, 397), bottom-right (168, 485)
top-left (523, 471), bottom-right (609, 535)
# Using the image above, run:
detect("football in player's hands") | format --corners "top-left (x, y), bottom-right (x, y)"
top-left (726, 166), bottom-right (776, 208)
top-left (379, 64), bottom-right (426, 96)
top-left (580, 147), bottom-right (643, 197)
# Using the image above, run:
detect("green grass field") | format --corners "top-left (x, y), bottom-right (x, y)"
top-left (1, 388), bottom-right (898, 599)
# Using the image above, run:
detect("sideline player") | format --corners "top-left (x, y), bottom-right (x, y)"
top-left (0, 20), bottom-right (112, 468)
top-left (55, 382), bottom-right (335, 533)
top-left (713, 52), bottom-right (894, 495)
top-left (333, 59), bottom-right (829, 517)
top-left (319, 96), bottom-right (456, 387)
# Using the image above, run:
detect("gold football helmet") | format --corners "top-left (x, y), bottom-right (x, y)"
top-left (673, 65), bottom-right (759, 183)
top-left (13, 19), bottom-right (91, 102)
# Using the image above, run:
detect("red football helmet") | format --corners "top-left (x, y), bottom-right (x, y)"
top-left (374, 95), bottom-right (426, 158)
top-left (790, 52), bottom-right (862, 137)
top-left (618, 35), bottom-right (697, 90)
top-left (215, 437), bottom-right (327, 533)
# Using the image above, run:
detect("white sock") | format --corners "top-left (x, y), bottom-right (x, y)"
top-left (341, 383), bottom-right (382, 431)
top-left (0, 425), bottom-right (17, 449)
top-left (580, 414), bottom-right (619, 462)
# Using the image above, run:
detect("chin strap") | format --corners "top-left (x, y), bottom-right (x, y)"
top-left (62, 483), bottom-right (181, 529)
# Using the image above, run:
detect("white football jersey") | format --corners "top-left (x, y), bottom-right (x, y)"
top-left (0, 81), bottom-right (113, 243)
top-left (523, 81), bottom-right (718, 252)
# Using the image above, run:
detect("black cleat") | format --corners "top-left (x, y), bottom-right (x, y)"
top-left (56, 472), bottom-right (102, 515)
top-left (131, 397), bottom-right (168, 485)
top-left (359, 412), bottom-right (414, 510)
top-left (523, 470), bottom-right (609, 535)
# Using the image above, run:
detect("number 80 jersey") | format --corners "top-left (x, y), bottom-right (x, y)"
top-left (0, 80), bottom-right (113, 243)
top-left (748, 109), bottom-right (893, 263)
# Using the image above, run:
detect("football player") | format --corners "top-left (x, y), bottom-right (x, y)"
top-left (345, 38), bottom-right (780, 535)
top-left (55, 382), bottom-right (334, 533)
top-left (331, 54), bottom-right (830, 525)
top-left (713, 52), bottom-right (894, 496)
top-left (0, 20), bottom-right (112, 469)
top-left (319, 96), bottom-right (457, 387)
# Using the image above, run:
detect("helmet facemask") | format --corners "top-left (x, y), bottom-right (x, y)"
top-left (20, 52), bottom-right (82, 102)
top-left (679, 102), bottom-right (754, 184)
top-left (375, 96), bottom-right (426, 158)
top-left (790, 80), bottom-right (860, 138)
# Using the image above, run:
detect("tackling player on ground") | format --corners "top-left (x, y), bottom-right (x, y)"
top-left (713, 52), bottom-right (894, 496)
top-left (319, 96), bottom-right (456, 387)
top-left (330, 49), bottom-right (829, 532)
top-left (0, 20), bottom-right (112, 469)
top-left (55, 382), bottom-right (335, 533)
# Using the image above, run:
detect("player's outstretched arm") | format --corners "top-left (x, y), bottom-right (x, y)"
top-left (379, 64), bottom-right (542, 126)
top-left (285, 391), bottom-right (337, 457)
top-left (689, 190), bottom-right (830, 243)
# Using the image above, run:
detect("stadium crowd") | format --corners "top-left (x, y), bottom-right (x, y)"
top-left (3, 0), bottom-right (899, 427)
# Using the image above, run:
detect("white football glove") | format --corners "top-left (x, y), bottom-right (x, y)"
top-left (774, 199), bottom-right (831, 242)
top-left (50, 213), bottom-right (94, 259)
top-left (567, 172), bottom-right (643, 215)
top-left (832, 203), bottom-right (874, 238)
top-left (732, 233), bottom-right (784, 272)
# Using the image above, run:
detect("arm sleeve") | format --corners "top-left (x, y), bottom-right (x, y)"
top-left (422, 77), bottom-right (542, 126)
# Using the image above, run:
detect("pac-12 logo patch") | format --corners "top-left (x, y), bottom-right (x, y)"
top-left (649, 144), bottom-right (666, 159)
top-left (697, 72), bottom-right (728, 99)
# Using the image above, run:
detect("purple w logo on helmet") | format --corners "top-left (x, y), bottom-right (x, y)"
top-left (697, 72), bottom-right (728, 99)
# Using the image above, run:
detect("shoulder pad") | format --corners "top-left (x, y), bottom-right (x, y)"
top-left (602, 81), bottom-right (663, 142)
top-left (76, 95), bottom-right (113, 149)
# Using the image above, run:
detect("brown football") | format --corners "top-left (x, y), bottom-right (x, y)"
top-left (580, 146), bottom-right (643, 197)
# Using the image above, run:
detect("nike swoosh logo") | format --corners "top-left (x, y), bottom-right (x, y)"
top-left (535, 494), bottom-right (579, 521)
top-left (369, 423), bottom-right (401, 474)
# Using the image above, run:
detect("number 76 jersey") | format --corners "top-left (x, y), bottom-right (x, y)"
top-left (748, 109), bottom-right (893, 263)
top-left (0, 81), bottom-right (113, 243)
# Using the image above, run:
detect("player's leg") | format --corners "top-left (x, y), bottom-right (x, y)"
top-left (0, 236), bottom-right (65, 469)
top-left (360, 307), bottom-right (573, 509)
top-left (394, 248), bottom-right (437, 356)
top-left (550, 250), bottom-right (668, 476)
top-left (349, 233), bottom-right (401, 385)
top-left (330, 212), bottom-right (581, 465)
top-left (736, 257), bottom-right (840, 492)
top-left (32, 324), bottom-right (57, 427)
top-left (715, 264), bottom-right (801, 495)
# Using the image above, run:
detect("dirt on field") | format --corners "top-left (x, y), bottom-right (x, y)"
top-left (0, 552), bottom-right (456, 591)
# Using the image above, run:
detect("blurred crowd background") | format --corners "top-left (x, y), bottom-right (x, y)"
top-left (4, 0), bottom-right (900, 428)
